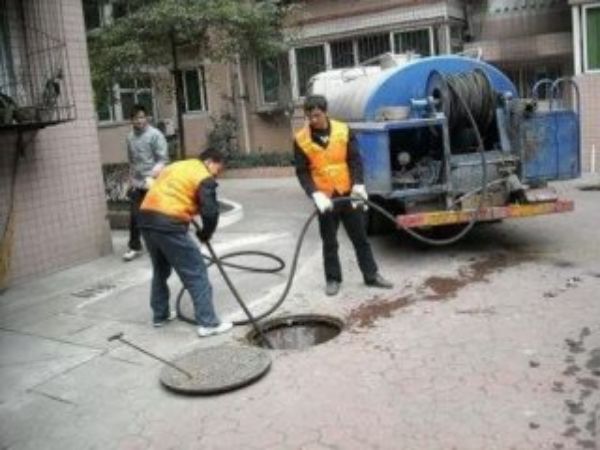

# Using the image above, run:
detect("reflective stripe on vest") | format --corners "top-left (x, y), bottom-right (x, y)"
top-left (295, 119), bottom-right (351, 197)
top-left (140, 159), bottom-right (211, 222)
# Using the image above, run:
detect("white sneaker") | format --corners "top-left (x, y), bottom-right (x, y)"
top-left (197, 321), bottom-right (233, 338)
top-left (153, 310), bottom-right (177, 327)
top-left (122, 249), bottom-right (142, 262)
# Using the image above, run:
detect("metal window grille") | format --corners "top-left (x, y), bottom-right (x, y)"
top-left (0, 0), bottom-right (76, 129)
top-left (176, 68), bottom-right (208, 113)
top-left (394, 29), bottom-right (431, 56)
top-left (331, 39), bottom-right (355, 69)
top-left (295, 45), bottom-right (325, 97)
top-left (357, 33), bottom-right (390, 64)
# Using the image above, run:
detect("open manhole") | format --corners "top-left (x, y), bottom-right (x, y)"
top-left (248, 314), bottom-right (343, 350)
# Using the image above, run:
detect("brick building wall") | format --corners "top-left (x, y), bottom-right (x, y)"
top-left (575, 75), bottom-right (600, 172)
top-left (0, 0), bottom-right (112, 288)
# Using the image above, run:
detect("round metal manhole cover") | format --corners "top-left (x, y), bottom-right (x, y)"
top-left (160, 346), bottom-right (271, 395)
top-left (248, 314), bottom-right (344, 350)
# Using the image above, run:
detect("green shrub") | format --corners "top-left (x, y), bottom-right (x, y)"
top-left (102, 163), bottom-right (130, 202)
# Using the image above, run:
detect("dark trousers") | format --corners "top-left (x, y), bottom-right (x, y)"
top-left (141, 228), bottom-right (219, 327)
top-left (317, 202), bottom-right (378, 284)
top-left (128, 188), bottom-right (147, 251)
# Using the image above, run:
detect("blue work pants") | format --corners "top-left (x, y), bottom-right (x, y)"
top-left (141, 228), bottom-right (219, 327)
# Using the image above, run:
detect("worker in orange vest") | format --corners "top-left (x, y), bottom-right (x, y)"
top-left (294, 95), bottom-right (393, 296)
top-left (138, 148), bottom-right (232, 337)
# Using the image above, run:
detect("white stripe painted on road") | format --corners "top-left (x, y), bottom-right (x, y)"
top-left (75, 232), bottom-right (292, 310)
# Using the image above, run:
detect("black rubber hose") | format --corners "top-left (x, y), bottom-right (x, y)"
top-left (175, 69), bottom-right (490, 327)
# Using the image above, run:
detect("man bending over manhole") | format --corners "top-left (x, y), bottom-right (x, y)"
top-left (138, 148), bottom-right (232, 337)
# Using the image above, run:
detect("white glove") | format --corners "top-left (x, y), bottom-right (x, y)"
top-left (144, 176), bottom-right (155, 189)
top-left (351, 184), bottom-right (368, 210)
top-left (311, 191), bottom-right (333, 214)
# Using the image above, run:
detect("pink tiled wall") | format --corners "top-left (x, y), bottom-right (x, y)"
top-left (575, 75), bottom-right (600, 173)
top-left (0, 0), bottom-right (112, 287)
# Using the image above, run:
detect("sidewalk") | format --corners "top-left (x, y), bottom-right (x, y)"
top-left (1, 175), bottom-right (600, 450)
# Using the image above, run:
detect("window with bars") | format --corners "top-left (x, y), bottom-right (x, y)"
top-left (258, 57), bottom-right (284, 105)
top-left (0, 0), bottom-right (75, 128)
top-left (95, 76), bottom-right (155, 122)
top-left (393, 29), bottom-right (431, 56)
top-left (357, 33), bottom-right (391, 64)
top-left (291, 28), bottom-right (435, 98)
top-left (498, 63), bottom-right (563, 99)
top-left (295, 45), bottom-right (326, 97)
top-left (83, 0), bottom-right (131, 30)
top-left (331, 39), bottom-right (355, 69)
top-left (176, 68), bottom-right (208, 113)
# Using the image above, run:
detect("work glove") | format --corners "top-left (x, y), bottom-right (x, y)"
top-left (144, 176), bottom-right (155, 190)
top-left (311, 191), bottom-right (333, 214)
top-left (196, 229), bottom-right (212, 243)
top-left (351, 184), bottom-right (369, 210)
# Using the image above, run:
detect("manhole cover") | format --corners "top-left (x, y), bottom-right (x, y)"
top-left (160, 346), bottom-right (271, 395)
top-left (248, 315), bottom-right (343, 350)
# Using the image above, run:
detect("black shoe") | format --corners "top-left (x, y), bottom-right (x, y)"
top-left (365, 274), bottom-right (393, 289)
top-left (325, 280), bottom-right (340, 296)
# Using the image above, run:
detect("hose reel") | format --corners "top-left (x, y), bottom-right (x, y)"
top-left (426, 69), bottom-right (496, 136)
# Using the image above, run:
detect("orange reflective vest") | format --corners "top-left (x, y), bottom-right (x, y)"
top-left (140, 159), bottom-right (211, 222)
top-left (295, 119), bottom-right (351, 197)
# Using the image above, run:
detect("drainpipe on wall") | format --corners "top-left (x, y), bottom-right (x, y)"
top-left (572, 5), bottom-right (582, 75)
top-left (235, 54), bottom-right (251, 155)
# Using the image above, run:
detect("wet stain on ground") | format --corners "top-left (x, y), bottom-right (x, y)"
top-left (552, 328), bottom-right (600, 448)
top-left (455, 306), bottom-right (496, 316)
top-left (347, 252), bottom-right (531, 329)
top-left (553, 260), bottom-right (577, 268)
top-left (423, 252), bottom-right (530, 301)
top-left (578, 184), bottom-right (600, 191)
top-left (347, 295), bottom-right (413, 329)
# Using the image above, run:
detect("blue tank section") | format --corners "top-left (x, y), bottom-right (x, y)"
top-left (361, 56), bottom-right (517, 121)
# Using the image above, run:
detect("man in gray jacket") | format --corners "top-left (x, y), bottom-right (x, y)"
top-left (123, 104), bottom-right (169, 261)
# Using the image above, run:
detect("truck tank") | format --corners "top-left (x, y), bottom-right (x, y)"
top-left (308, 55), bottom-right (580, 233)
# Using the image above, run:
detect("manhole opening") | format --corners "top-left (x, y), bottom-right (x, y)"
top-left (248, 315), bottom-right (344, 350)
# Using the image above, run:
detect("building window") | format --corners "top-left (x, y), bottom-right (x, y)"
top-left (95, 76), bottom-right (155, 122)
top-left (290, 28), bottom-right (438, 99)
top-left (331, 39), bottom-right (355, 69)
top-left (584, 4), bottom-right (600, 72)
top-left (258, 57), bottom-right (281, 104)
top-left (357, 33), bottom-right (391, 64)
top-left (498, 63), bottom-right (563, 99)
top-left (393, 29), bottom-right (432, 56)
top-left (177, 68), bottom-right (208, 113)
top-left (295, 45), bottom-right (326, 97)
top-left (83, 0), bottom-right (131, 30)
top-left (0, 9), bottom-right (15, 99)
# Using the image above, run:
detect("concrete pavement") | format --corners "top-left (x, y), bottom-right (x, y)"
top-left (1, 175), bottom-right (600, 449)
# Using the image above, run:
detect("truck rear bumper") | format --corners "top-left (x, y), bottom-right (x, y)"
top-left (395, 199), bottom-right (574, 229)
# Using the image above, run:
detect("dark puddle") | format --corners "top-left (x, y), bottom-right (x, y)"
top-left (347, 252), bottom-right (530, 329)
top-left (578, 184), bottom-right (600, 192)
top-left (347, 295), bottom-right (413, 329)
top-left (553, 328), bottom-right (600, 447)
top-left (423, 252), bottom-right (530, 300)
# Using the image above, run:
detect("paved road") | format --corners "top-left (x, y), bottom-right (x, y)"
top-left (1, 175), bottom-right (599, 450)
